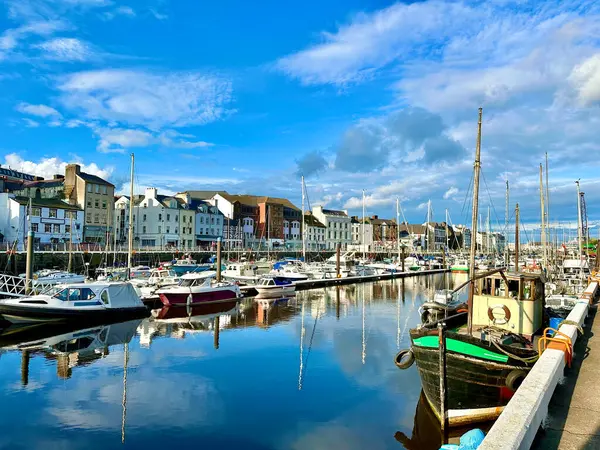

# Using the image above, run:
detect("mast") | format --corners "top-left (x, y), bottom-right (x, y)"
top-left (267, 203), bottom-right (270, 260)
top-left (487, 205), bottom-right (491, 255)
top-left (467, 108), bottom-right (482, 335)
top-left (127, 153), bottom-right (134, 274)
top-left (445, 209), bottom-right (449, 252)
top-left (515, 204), bottom-right (520, 271)
top-left (427, 199), bottom-right (432, 252)
top-left (113, 207), bottom-right (118, 266)
top-left (362, 190), bottom-right (366, 260)
top-left (68, 213), bottom-right (73, 273)
top-left (301, 176), bottom-right (306, 261)
top-left (576, 180), bottom-right (582, 267)
top-left (505, 180), bottom-right (509, 267)
top-left (539, 164), bottom-right (547, 270)
top-left (396, 198), bottom-right (401, 260)
top-left (545, 152), bottom-right (550, 264)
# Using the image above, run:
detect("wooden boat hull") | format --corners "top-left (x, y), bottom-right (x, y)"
top-left (410, 328), bottom-right (535, 427)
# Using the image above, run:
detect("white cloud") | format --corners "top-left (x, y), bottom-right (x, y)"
top-left (3, 153), bottom-right (113, 180)
top-left (443, 186), bottom-right (459, 199)
top-left (16, 102), bottom-right (62, 118)
top-left (34, 37), bottom-right (93, 61)
top-left (93, 127), bottom-right (214, 153)
top-left (22, 118), bottom-right (39, 127)
top-left (58, 69), bottom-right (233, 129)
top-left (0, 20), bottom-right (68, 58)
top-left (150, 9), bottom-right (168, 20)
top-left (570, 53), bottom-right (600, 106)
top-left (102, 5), bottom-right (136, 20)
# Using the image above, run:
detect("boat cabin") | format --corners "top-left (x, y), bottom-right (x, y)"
top-left (179, 276), bottom-right (212, 288)
top-left (472, 271), bottom-right (545, 339)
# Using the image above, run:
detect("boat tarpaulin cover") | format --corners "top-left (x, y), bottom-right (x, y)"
top-left (107, 283), bottom-right (144, 309)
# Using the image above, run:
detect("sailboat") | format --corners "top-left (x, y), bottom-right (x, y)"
top-left (398, 109), bottom-right (542, 427)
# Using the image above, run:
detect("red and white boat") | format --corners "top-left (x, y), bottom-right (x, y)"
top-left (156, 273), bottom-right (241, 306)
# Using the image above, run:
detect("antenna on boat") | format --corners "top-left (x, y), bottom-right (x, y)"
top-left (466, 108), bottom-right (482, 336)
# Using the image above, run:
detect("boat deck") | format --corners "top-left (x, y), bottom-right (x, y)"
top-left (533, 304), bottom-right (600, 449)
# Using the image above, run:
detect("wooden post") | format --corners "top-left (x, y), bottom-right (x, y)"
top-left (216, 237), bottom-right (222, 282)
top-left (401, 246), bottom-right (405, 272)
top-left (214, 316), bottom-right (220, 350)
top-left (438, 322), bottom-right (448, 433)
top-left (336, 242), bottom-right (341, 278)
top-left (25, 230), bottom-right (34, 294)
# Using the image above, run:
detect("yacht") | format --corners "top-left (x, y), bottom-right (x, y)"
top-left (156, 272), bottom-right (241, 306)
top-left (222, 262), bottom-right (261, 283)
top-left (0, 282), bottom-right (148, 324)
top-left (269, 261), bottom-right (309, 281)
top-left (19, 269), bottom-right (86, 286)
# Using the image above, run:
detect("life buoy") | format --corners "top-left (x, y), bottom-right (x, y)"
top-left (395, 349), bottom-right (415, 370)
top-left (488, 304), bottom-right (511, 325)
top-left (506, 369), bottom-right (527, 391)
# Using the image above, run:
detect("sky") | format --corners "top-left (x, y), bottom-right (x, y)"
top-left (1, 0), bottom-right (600, 230)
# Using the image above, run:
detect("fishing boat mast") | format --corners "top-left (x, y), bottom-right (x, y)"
top-left (539, 164), bottom-right (547, 270)
top-left (127, 153), bottom-right (134, 276)
top-left (467, 108), bottom-right (483, 335)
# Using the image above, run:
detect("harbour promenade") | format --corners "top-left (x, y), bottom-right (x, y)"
top-left (479, 277), bottom-right (600, 450)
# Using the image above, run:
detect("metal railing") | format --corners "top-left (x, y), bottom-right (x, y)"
top-left (0, 274), bottom-right (56, 298)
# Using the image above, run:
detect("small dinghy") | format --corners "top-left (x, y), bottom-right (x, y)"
top-left (0, 282), bottom-right (148, 324)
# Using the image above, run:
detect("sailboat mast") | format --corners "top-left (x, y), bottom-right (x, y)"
top-left (427, 199), bottom-right (431, 252)
top-left (576, 180), bottom-right (583, 268)
top-left (505, 180), bottom-right (509, 267)
top-left (301, 176), bottom-right (306, 261)
top-left (445, 209), bottom-right (449, 252)
top-left (267, 204), bottom-right (270, 260)
top-left (515, 204), bottom-right (520, 270)
top-left (545, 152), bottom-right (550, 263)
top-left (127, 153), bottom-right (134, 273)
top-left (68, 214), bottom-right (73, 273)
top-left (539, 164), bottom-right (547, 270)
top-left (467, 108), bottom-right (483, 335)
top-left (396, 198), bottom-right (401, 260)
top-left (362, 190), bottom-right (365, 260)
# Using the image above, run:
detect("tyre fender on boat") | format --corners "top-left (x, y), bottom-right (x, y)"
top-left (488, 304), bottom-right (511, 325)
top-left (394, 349), bottom-right (415, 370)
top-left (506, 369), bottom-right (527, 391)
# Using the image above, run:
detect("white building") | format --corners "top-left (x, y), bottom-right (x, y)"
top-left (350, 216), bottom-right (374, 252)
top-left (0, 193), bottom-right (83, 250)
top-left (453, 225), bottom-right (472, 250)
top-left (303, 212), bottom-right (327, 251)
top-left (311, 206), bottom-right (352, 250)
top-left (193, 200), bottom-right (223, 248)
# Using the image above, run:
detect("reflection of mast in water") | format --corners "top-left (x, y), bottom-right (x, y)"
top-left (121, 343), bottom-right (129, 444)
top-left (361, 283), bottom-right (366, 365)
top-left (214, 316), bottom-right (220, 350)
top-left (21, 350), bottom-right (30, 386)
top-left (298, 300), bottom-right (305, 390)
top-left (335, 286), bottom-right (340, 320)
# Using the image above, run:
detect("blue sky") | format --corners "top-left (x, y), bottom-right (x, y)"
top-left (1, 0), bottom-right (600, 228)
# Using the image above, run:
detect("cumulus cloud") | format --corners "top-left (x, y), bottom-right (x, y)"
top-left (57, 69), bottom-right (233, 129)
top-left (93, 127), bottom-right (214, 153)
top-left (102, 6), bottom-right (136, 20)
top-left (570, 53), bottom-right (600, 106)
top-left (22, 118), bottom-right (40, 127)
top-left (443, 186), bottom-right (459, 199)
top-left (16, 102), bottom-right (62, 118)
top-left (295, 150), bottom-right (328, 178)
top-left (3, 153), bottom-right (113, 180)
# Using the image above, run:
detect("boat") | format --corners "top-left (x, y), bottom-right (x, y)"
top-left (399, 109), bottom-right (542, 428)
top-left (269, 261), bottom-right (309, 281)
top-left (151, 300), bottom-right (239, 325)
top-left (163, 254), bottom-right (213, 275)
top-left (221, 262), bottom-right (261, 283)
top-left (156, 272), bottom-right (241, 306)
top-left (19, 269), bottom-right (86, 285)
top-left (418, 289), bottom-right (466, 325)
top-left (450, 259), bottom-right (469, 273)
top-left (254, 276), bottom-right (296, 297)
top-left (0, 282), bottom-right (148, 324)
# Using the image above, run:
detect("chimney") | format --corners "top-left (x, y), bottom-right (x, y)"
top-left (371, 215), bottom-right (378, 220)
top-left (53, 174), bottom-right (64, 180)
top-left (145, 187), bottom-right (157, 199)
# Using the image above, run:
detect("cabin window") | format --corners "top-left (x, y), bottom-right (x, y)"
top-left (53, 288), bottom-right (96, 301)
top-left (101, 290), bottom-right (109, 304)
top-left (507, 280), bottom-right (519, 299)
top-left (523, 281), bottom-right (534, 300)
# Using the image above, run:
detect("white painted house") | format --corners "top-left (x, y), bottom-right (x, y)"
top-left (0, 193), bottom-right (84, 250)
top-left (303, 212), bottom-right (327, 251)
top-left (311, 206), bottom-right (352, 250)
top-left (350, 216), bottom-right (374, 252)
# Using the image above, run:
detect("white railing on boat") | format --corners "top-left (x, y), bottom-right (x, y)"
top-left (0, 274), bottom-right (56, 298)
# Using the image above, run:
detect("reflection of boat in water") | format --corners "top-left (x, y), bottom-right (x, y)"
top-left (152, 300), bottom-right (239, 324)
top-left (394, 391), bottom-right (490, 450)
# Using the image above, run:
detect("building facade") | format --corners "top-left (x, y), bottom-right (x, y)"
top-left (350, 216), bottom-right (374, 252)
top-left (0, 193), bottom-right (83, 250)
top-left (311, 206), bottom-right (352, 250)
top-left (303, 212), bottom-right (327, 251)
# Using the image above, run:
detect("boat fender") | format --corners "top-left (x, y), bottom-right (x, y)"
top-left (487, 304), bottom-right (511, 325)
top-left (394, 349), bottom-right (415, 370)
top-left (506, 369), bottom-right (527, 391)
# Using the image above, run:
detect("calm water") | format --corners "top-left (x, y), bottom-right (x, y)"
top-left (0, 274), bottom-right (466, 450)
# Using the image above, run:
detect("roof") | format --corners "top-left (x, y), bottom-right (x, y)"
top-left (303, 213), bottom-right (326, 228)
top-left (218, 193), bottom-right (299, 210)
top-left (184, 190), bottom-right (228, 200)
top-left (189, 199), bottom-right (221, 214)
top-left (21, 179), bottom-right (64, 188)
top-left (0, 167), bottom-right (37, 182)
top-left (322, 208), bottom-right (348, 217)
top-left (78, 172), bottom-right (114, 187)
top-left (13, 196), bottom-right (82, 211)
top-left (398, 224), bottom-right (427, 234)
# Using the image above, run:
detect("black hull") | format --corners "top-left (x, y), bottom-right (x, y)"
top-left (410, 328), bottom-right (536, 426)
top-left (0, 303), bottom-right (149, 324)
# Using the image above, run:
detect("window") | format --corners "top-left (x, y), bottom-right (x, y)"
top-left (216, 218), bottom-right (220, 225)
top-left (54, 287), bottom-right (96, 302)
top-left (86, 215), bottom-right (91, 224)
top-left (31, 207), bottom-right (41, 217)
top-left (95, 199), bottom-right (99, 208)
top-left (102, 185), bottom-right (107, 195)
top-left (87, 200), bottom-right (92, 208)
top-left (94, 214), bottom-right (99, 224)
top-left (101, 290), bottom-right (109, 305)
top-left (143, 226), bottom-right (147, 233)
top-left (143, 214), bottom-right (147, 222)
top-left (158, 226), bottom-right (161, 233)
top-left (158, 214), bottom-right (162, 221)
top-left (175, 228), bottom-right (178, 234)
top-left (211, 217), bottom-right (214, 224)
top-left (44, 224), bottom-right (51, 233)
top-left (65, 224), bottom-right (71, 233)
top-left (167, 214), bottom-right (171, 221)
top-left (101, 215), bottom-right (106, 224)
top-left (31, 223), bottom-right (38, 232)
top-left (166, 227), bottom-right (170, 233)
top-left (102, 201), bottom-right (107, 209)
top-left (53, 224), bottom-right (61, 233)
top-left (200, 217), bottom-right (204, 224)
top-left (87, 184), bottom-right (93, 193)
top-left (49, 209), bottom-right (57, 218)
top-left (95, 185), bottom-right (100, 194)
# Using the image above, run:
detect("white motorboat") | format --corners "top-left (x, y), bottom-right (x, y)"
top-left (222, 262), bottom-right (261, 283)
top-left (254, 276), bottom-right (296, 297)
top-left (269, 262), bottom-right (309, 281)
top-left (0, 282), bottom-right (148, 324)
top-left (19, 269), bottom-right (86, 286)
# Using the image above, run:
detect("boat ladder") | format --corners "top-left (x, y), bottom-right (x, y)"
top-left (0, 274), bottom-right (56, 298)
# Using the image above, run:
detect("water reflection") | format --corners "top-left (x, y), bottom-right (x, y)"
top-left (0, 274), bottom-right (469, 449)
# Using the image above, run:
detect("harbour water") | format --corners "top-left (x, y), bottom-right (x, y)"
top-left (0, 274), bottom-right (465, 450)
